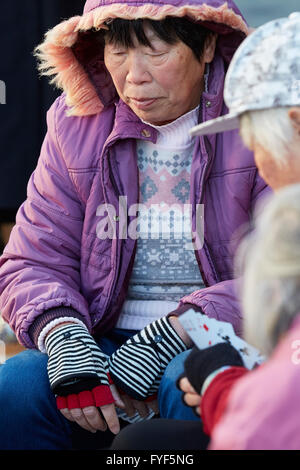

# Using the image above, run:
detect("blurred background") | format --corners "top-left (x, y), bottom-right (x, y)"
top-left (237, 0), bottom-right (300, 26)
top-left (0, 0), bottom-right (299, 352)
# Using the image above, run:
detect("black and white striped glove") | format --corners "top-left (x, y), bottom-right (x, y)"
top-left (45, 324), bottom-right (114, 408)
top-left (108, 316), bottom-right (188, 401)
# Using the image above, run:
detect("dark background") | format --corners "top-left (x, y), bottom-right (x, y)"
top-left (0, 1), bottom-right (85, 238)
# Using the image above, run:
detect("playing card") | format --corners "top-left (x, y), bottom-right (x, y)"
top-left (178, 308), bottom-right (265, 369)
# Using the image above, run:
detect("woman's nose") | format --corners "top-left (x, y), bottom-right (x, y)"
top-left (126, 51), bottom-right (152, 84)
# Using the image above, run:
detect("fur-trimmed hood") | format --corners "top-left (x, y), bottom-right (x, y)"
top-left (35, 0), bottom-right (249, 117)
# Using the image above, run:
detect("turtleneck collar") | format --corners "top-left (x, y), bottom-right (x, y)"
top-left (140, 104), bottom-right (200, 148)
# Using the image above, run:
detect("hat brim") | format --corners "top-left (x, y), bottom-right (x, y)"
top-left (189, 112), bottom-right (241, 137)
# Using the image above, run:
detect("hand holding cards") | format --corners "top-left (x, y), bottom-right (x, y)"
top-left (178, 309), bottom-right (265, 369)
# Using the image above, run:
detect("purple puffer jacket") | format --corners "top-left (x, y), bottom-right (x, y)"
top-left (0, 0), bottom-right (271, 349)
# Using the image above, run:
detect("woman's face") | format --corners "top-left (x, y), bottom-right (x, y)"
top-left (252, 108), bottom-right (300, 191)
top-left (104, 24), bottom-right (216, 125)
top-left (253, 143), bottom-right (300, 191)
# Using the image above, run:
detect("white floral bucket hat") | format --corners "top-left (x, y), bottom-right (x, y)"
top-left (190, 12), bottom-right (300, 137)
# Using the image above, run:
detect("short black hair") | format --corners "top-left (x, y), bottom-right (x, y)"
top-left (104, 17), bottom-right (213, 62)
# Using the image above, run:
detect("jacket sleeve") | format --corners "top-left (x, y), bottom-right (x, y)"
top-left (200, 367), bottom-right (248, 436)
top-left (170, 171), bottom-right (272, 337)
top-left (0, 97), bottom-right (91, 349)
top-left (208, 323), bottom-right (300, 450)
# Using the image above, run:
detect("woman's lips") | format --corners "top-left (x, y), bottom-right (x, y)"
top-left (129, 97), bottom-right (157, 109)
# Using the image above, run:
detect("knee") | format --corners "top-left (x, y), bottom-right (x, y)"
top-left (160, 350), bottom-right (191, 395)
top-left (0, 350), bottom-right (72, 449)
top-left (158, 350), bottom-right (200, 421)
top-left (0, 350), bottom-right (51, 404)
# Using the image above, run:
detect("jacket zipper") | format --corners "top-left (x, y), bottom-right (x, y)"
top-left (103, 146), bottom-right (123, 317)
top-left (197, 133), bottom-right (220, 284)
top-left (193, 97), bottom-right (220, 285)
top-left (101, 141), bottom-right (138, 319)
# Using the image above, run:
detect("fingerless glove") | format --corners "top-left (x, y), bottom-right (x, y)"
top-left (45, 324), bottom-right (114, 406)
top-left (182, 342), bottom-right (245, 395)
top-left (109, 316), bottom-right (188, 400)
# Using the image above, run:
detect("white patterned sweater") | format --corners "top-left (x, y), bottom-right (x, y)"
top-left (116, 105), bottom-right (205, 330)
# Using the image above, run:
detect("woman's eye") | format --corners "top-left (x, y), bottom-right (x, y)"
top-left (147, 51), bottom-right (167, 58)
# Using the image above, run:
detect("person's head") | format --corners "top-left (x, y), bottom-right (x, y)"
top-left (236, 183), bottom-right (300, 356)
top-left (103, 17), bottom-right (217, 125)
top-left (190, 13), bottom-right (300, 191)
top-left (239, 107), bottom-right (300, 190)
top-left (34, 0), bottom-right (249, 117)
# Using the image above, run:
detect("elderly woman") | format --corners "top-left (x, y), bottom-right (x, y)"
top-left (110, 13), bottom-right (300, 451)
top-left (0, 0), bottom-right (268, 450)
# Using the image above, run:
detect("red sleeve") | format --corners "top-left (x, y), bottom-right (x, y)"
top-left (201, 367), bottom-right (249, 436)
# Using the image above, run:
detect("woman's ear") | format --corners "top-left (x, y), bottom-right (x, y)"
top-left (288, 107), bottom-right (300, 134)
top-left (203, 34), bottom-right (217, 64)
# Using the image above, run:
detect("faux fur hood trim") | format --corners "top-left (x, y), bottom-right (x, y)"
top-left (35, 1), bottom-right (249, 116)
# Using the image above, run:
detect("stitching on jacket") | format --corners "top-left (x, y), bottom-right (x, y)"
top-left (81, 259), bottom-right (111, 271)
top-left (53, 97), bottom-right (64, 156)
top-left (53, 96), bottom-right (86, 213)
top-left (27, 196), bottom-right (83, 222)
top-left (209, 167), bottom-right (257, 178)
top-left (68, 172), bottom-right (88, 208)
top-left (68, 168), bottom-right (100, 173)
top-left (16, 222), bottom-right (81, 253)
top-left (81, 243), bottom-right (111, 258)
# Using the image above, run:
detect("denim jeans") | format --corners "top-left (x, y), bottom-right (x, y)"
top-left (0, 331), bottom-right (198, 450)
top-left (158, 349), bottom-right (200, 421)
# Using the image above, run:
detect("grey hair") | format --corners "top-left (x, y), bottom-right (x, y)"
top-left (239, 107), bottom-right (299, 166)
top-left (235, 183), bottom-right (300, 357)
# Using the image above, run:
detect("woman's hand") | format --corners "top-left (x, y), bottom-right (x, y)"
top-left (58, 388), bottom-right (159, 433)
top-left (178, 376), bottom-right (202, 416)
top-left (119, 393), bottom-right (159, 418)
top-left (57, 383), bottom-right (124, 434)
top-left (45, 323), bottom-right (122, 434)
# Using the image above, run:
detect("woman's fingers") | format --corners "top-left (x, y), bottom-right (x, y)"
top-left (131, 399), bottom-right (150, 418)
top-left (116, 393), bottom-right (154, 418)
top-left (60, 406), bottom-right (109, 433)
top-left (110, 384), bottom-right (125, 409)
top-left (178, 376), bottom-right (202, 413)
top-left (120, 394), bottom-right (136, 417)
top-left (178, 376), bottom-right (197, 394)
top-left (69, 407), bottom-right (99, 433)
top-left (147, 399), bottom-right (159, 415)
top-left (83, 406), bottom-right (107, 432)
top-left (112, 391), bottom-right (159, 419)
top-left (183, 392), bottom-right (202, 408)
top-left (100, 403), bottom-right (121, 435)
top-left (60, 408), bottom-right (75, 422)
